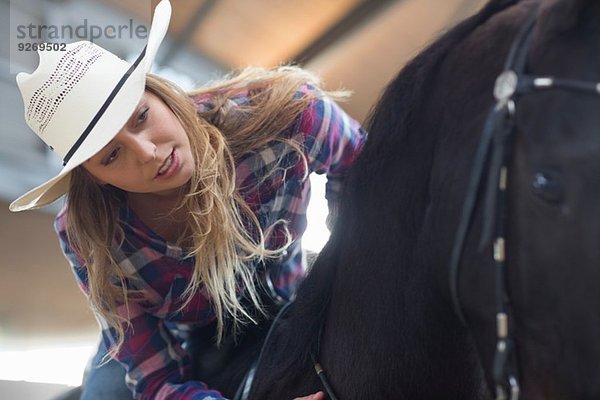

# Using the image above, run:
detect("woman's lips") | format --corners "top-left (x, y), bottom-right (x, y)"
top-left (155, 149), bottom-right (178, 179)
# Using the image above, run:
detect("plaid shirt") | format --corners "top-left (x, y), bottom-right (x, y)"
top-left (54, 84), bottom-right (366, 399)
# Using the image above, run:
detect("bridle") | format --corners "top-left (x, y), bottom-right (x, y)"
top-left (449, 6), bottom-right (600, 400)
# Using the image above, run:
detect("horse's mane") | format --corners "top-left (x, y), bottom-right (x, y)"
top-left (364, 0), bottom-right (517, 149)
top-left (260, 0), bottom-right (520, 381)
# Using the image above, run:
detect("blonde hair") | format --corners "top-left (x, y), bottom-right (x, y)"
top-left (65, 66), bottom-right (327, 354)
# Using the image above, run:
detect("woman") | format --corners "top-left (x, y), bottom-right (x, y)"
top-left (11, 1), bottom-right (366, 399)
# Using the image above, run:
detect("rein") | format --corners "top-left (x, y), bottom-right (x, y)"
top-left (235, 301), bottom-right (293, 400)
top-left (234, 300), bottom-right (340, 400)
top-left (449, 6), bottom-right (600, 400)
top-left (310, 327), bottom-right (340, 400)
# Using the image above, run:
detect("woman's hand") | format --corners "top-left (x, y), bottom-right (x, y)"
top-left (293, 391), bottom-right (324, 400)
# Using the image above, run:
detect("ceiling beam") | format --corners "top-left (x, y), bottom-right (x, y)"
top-left (292, 0), bottom-right (399, 65)
top-left (159, 0), bottom-right (223, 68)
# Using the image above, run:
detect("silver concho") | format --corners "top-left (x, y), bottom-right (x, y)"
top-left (494, 70), bottom-right (518, 102)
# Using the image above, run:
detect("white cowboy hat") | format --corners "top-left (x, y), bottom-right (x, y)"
top-left (10, 0), bottom-right (172, 212)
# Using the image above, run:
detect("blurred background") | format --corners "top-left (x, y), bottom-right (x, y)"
top-left (0, 0), bottom-right (486, 398)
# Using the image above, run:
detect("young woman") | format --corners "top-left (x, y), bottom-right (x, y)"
top-left (12, 1), bottom-right (366, 399)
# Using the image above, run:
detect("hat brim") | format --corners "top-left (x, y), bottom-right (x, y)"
top-left (10, 0), bottom-right (171, 212)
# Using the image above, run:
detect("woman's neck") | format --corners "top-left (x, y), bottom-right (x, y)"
top-left (126, 191), bottom-right (189, 244)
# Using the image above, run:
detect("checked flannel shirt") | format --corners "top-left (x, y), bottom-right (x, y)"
top-left (54, 83), bottom-right (367, 399)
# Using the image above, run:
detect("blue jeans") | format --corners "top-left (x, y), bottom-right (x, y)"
top-left (81, 340), bottom-right (132, 400)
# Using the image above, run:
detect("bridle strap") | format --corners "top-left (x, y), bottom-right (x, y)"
top-left (448, 7), bottom-right (538, 328)
top-left (488, 13), bottom-right (539, 400)
top-left (448, 9), bottom-right (539, 400)
top-left (449, 102), bottom-right (503, 326)
top-left (517, 75), bottom-right (600, 95)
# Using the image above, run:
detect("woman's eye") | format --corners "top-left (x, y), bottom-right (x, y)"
top-left (137, 107), bottom-right (149, 124)
top-left (103, 148), bottom-right (120, 165)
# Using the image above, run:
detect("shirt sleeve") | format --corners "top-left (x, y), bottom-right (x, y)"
top-left (298, 85), bottom-right (367, 212)
top-left (54, 209), bottom-right (227, 400)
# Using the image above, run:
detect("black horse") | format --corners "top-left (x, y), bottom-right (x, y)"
top-left (222, 0), bottom-right (600, 399)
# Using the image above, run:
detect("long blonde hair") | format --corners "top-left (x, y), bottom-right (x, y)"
top-left (65, 66), bottom-right (327, 353)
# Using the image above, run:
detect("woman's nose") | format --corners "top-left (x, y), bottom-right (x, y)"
top-left (123, 132), bottom-right (157, 164)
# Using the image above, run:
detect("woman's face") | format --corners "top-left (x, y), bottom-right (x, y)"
top-left (84, 91), bottom-right (194, 198)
